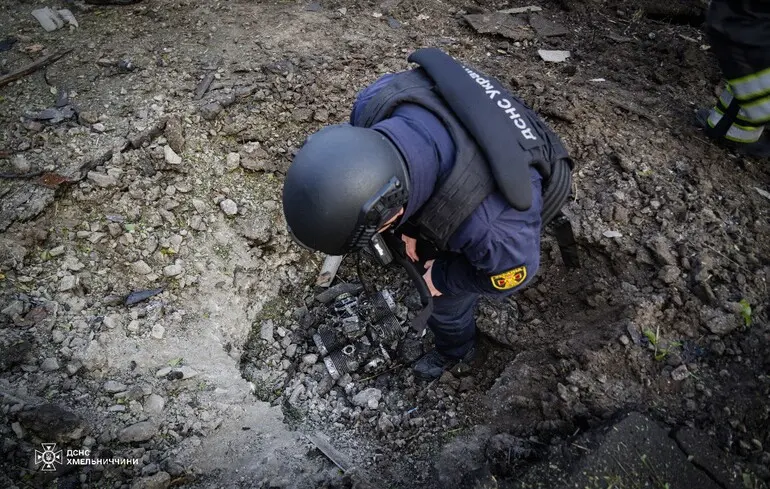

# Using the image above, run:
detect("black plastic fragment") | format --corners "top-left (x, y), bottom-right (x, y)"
top-left (125, 288), bottom-right (164, 306)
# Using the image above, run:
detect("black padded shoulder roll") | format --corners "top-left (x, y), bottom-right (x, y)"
top-left (408, 48), bottom-right (551, 211)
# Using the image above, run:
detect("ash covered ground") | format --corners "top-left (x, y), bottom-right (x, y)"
top-left (0, 0), bottom-right (769, 488)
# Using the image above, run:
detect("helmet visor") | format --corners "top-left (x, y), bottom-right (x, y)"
top-left (343, 177), bottom-right (408, 253)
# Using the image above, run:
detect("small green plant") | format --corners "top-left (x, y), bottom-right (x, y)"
top-left (168, 357), bottom-right (183, 367)
top-left (739, 299), bottom-right (752, 327)
top-left (643, 327), bottom-right (681, 362)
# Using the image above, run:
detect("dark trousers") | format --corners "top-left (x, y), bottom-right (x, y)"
top-left (428, 292), bottom-right (479, 358)
top-left (703, 0), bottom-right (770, 142)
top-left (407, 237), bottom-right (479, 358)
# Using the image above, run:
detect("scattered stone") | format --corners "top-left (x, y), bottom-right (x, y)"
top-left (58, 274), bottom-right (78, 292)
top-left (12, 155), bottom-right (30, 173)
top-left (499, 5), bottom-right (542, 14)
top-left (464, 13), bottom-right (534, 41)
top-left (529, 14), bottom-right (569, 37)
top-left (151, 325), bottom-right (165, 339)
top-left (11, 421), bottom-right (24, 438)
top-left (387, 17), bottom-right (402, 29)
top-left (239, 215), bottom-right (273, 245)
top-left (302, 353), bottom-right (318, 366)
top-left (92, 122), bottom-right (106, 133)
top-left (260, 320), bottom-right (274, 341)
top-left (164, 145), bottom-right (182, 166)
top-left (603, 230), bottom-right (623, 238)
top-left (163, 262), bottom-right (183, 277)
top-left (31, 7), bottom-right (65, 32)
top-left (649, 236), bottom-right (677, 266)
top-left (240, 142), bottom-right (276, 172)
top-left (58, 9), bottom-right (78, 28)
top-left (200, 102), bottom-right (223, 120)
top-left (192, 199), bottom-right (208, 214)
top-left (49, 245), bottom-right (66, 257)
top-left (155, 367), bottom-right (173, 378)
top-left (352, 388), bottom-right (382, 408)
top-left (225, 152), bottom-right (241, 171)
top-left (671, 365), bottom-right (689, 381)
top-left (289, 384), bottom-right (306, 406)
top-left (702, 309), bottom-right (741, 335)
top-left (458, 376), bottom-right (475, 393)
top-left (1, 300), bottom-right (24, 318)
top-left (18, 404), bottom-right (88, 442)
top-left (164, 116), bottom-right (185, 154)
top-left (190, 215), bottom-right (206, 231)
top-left (144, 394), bottom-right (165, 415)
top-left (118, 421), bottom-right (158, 443)
top-left (659, 265), bottom-right (681, 284)
top-left (439, 371), bottom-right (461, 391)
top-left (130, 471), bottom-right (171, 489)
top-left (40, 357), bottom-right (59, 371)
top-left (314, 109), bottom-right (329, 122)
top-left (132, 260), bottom-right (153, 275)
top-left (378, 414), bottom-right (394, 433)
top-left (219, 199), bottom-right (238, 216)
top-left (104, 380), bottom-right (127, 393)
top-left (538, 49), bottom-right (571, 62)
top-left (87, 171), bottom-right (117, 188)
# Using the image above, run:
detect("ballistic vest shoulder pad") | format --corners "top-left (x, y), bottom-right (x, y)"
top-left (355, 52), bottom-right (573, 249)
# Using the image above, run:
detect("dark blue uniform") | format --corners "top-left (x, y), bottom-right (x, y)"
top-left (351, 75), bottom-right (543, 358)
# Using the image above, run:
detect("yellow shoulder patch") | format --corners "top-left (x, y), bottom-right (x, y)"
top-left (490, 266), bottom-right (527, 291)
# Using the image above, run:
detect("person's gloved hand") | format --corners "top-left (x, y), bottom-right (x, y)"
top-left (401, 234), bottom-right (419, 262)
top-left (423, 260), bottom-right (442, 297)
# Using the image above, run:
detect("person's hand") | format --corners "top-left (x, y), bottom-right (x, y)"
top-left (401, 234), bottom-right (419, 262)
top-left (423, 260), bottom-right (442, 297)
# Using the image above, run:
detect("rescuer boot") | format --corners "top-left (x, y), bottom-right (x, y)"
top-left (695, 108), bottom-right (770, 159)
top-left (413, 345), bottom-right (476, 380)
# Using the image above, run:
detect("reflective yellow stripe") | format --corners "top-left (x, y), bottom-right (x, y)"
top-left (729, 67), bottom-right (770, 101)
top-left (715, 89), bottom-right (770, 124)
top-left (740, 95), bottom-right (770, 124)
top-left (707, 108), bottom-right (764, 143)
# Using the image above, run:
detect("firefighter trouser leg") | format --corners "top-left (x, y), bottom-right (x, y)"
top-left (705, 9), bottom-right (770, 143)
top-left (705, 72), bottom-right (770, 144)
top-left (427, 292), bottom-right (478, 358)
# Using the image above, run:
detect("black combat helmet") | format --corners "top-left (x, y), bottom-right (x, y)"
top-left (282, 125), bottom-right (410, 255)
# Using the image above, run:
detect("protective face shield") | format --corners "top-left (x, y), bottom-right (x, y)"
top-left (282, 125), bottom-right (410, 255)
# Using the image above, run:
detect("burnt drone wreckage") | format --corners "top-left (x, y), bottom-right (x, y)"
top-left (314, 289), bottom-right (403, 380)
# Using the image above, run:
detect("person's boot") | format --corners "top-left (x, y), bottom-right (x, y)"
top-left (695, 108), bottom-right (770, 159)
top-left (413, 345), bottom-right (476, 380)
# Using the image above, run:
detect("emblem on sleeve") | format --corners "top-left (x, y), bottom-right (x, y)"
top-left (490, 266), bottom-right (527, 290)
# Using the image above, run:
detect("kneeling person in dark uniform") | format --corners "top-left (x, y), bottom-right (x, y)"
top-left (282, 49), bottom-right (573, 380)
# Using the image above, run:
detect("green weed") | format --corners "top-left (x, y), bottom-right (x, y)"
top-left (739, 299), bottom-right (752, 327)
top-left (643, 327), bottom-right (681, 362)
